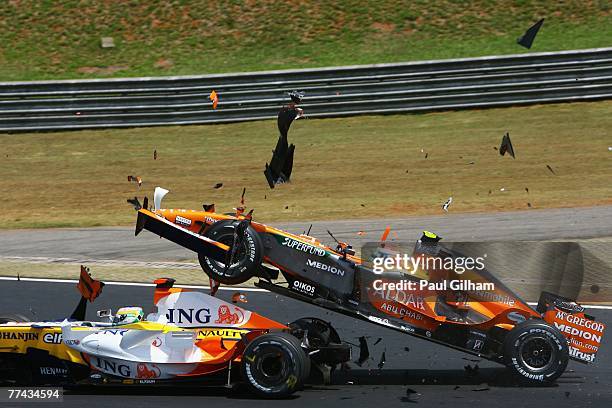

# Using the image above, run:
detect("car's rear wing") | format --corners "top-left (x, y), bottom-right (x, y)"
top-left (537, 292), bottom-right (606, 364)
top-left (135, 209), bottom-right (229, 263)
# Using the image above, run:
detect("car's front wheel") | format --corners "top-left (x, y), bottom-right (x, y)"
top-left (198, 220), bottom-right (263, 285)
top-left (503, 320), bottom-right (569, 383)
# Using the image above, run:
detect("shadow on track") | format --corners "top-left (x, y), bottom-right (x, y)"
top-left (62, 367), bottom-right (586, 400)
top-left (64, 384), bottom-right (299, 400)
top-left (330, 367), bottom-right (585, 387)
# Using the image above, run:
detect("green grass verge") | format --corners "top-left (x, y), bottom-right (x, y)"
top-left (0, 1), bottom-right (610, 80)
top-left (1, 101), bottom-right (611, 229)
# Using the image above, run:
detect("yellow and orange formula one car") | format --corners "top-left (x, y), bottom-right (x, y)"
top-left (134, 187), bottom-right (606, 384)
top-left (0, 267), bottom-right (350, 398)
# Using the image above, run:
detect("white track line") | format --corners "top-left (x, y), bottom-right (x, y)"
top-left (0, 255), bottom-right (200, 270)
top-left (1, 276), bottom-right (610, 309)
top-left (0, 276), bottom-right (267, 292)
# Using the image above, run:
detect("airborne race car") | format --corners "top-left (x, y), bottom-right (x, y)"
top-left (0, 267), bottom-right (350, 398)
top-left (135, 187), bottom-right (606, 383)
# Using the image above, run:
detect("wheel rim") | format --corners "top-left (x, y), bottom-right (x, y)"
top-left (211, 234), bottom-right (249, 275)
top-left (253, 348), bottom-right (289, 386)
top-left (518, 335), bottom-right (556, 372)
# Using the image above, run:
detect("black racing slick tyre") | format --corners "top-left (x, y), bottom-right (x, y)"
top-left (0, 314), bottom-right (31, 324)
top-left (241, 333), bottom-right (310, 399)
top-left (503, 320), bottom-right (569, 383)
top-left (198, 220), bottom-right (264, 285)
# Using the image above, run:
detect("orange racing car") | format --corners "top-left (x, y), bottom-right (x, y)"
top-left (134, 187), bottom-right (606, 383)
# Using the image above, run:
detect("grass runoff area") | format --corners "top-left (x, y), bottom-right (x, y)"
top-left (0, 1), bottom-right (610, 80)
top-left (1, 101), bottom-right (611, 229)
top-left (0, 261), bottom-right (260, 287)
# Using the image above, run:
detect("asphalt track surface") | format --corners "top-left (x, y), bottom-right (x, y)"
top-left (1, 206), bottom-right (611, 264)
top-left (1, 280), bottom-right (611, 408)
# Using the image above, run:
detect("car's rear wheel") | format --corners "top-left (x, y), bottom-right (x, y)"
top-left (241, 333), bottom-right (309, 398)
top-left (198, 220), bottom-right (263, 285)
top-left (503, 320), bottom-right (568, 383)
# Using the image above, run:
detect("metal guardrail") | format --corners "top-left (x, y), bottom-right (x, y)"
top-left (1, 47), bottom-right (612, 132)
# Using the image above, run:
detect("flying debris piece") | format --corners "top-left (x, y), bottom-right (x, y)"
top-left (442, 196), bottom-right (453, 212)
top-left (468, 161), bottom-right (475, 165)
top-left (517, 18), bottom-right (544, 49)
top-left (76, 265), bottom-right (104, 302)
top-left (264, 107), bottom-right (303, 188)
top-left (209, 278), bottom-right (220, 297)
top-left (472, 387), bottom-right (490, 392)
top-left (153, 149), bottom-right (157, 160)
top-left (357, 231), bottom-right (366, 236)
top-left (356, 336), bottom-right (370, 366)
top-left (488, 189), bottom-right (492, 195)
top-left (127, 197), bottom-right (142, 210)
top-left (546, 164), bottom-right (556, 175)
top-left (213, 183), bottom-right (223, 189)
top-left (203, 203), bottom-right (215, 212)
top-left (402, 388), bottom-right (421, 403)
top-left (360, 203), bottom-right (366, 207)
top-left (377, 351), bottom-right (386, 370)
top-left (288, 90), bottom-right (304, 105)
top-left (380, 226), bottom-right (391, 246)
top-left (127, 175), bottom-right (142, 186)
top-left (231, 292), bottom-right (248, 303)
top-left (453, 386), bottom-right (460, 390)
top-left (525, 187), bottom-right (529, 193)
top-left (527, 202), bottom-right (532, 208)
top-left (500, 187), bottom-right (506, 192)
top-left (499, 132), bottom-right (515, 158)
top-left (608, 147), bottom-right (612, 151)
top-left (277, 106), bottom-right (304, 138)
top-left (404, 346), bottom-right (410, 352)
top-left (425, 152), bottom-right (429, 159)
top-left (209, 90), bottom-right (219, 109)
top-left (373, 337), bottom-right (382, 346)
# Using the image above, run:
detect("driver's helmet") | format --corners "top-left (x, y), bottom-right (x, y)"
top-left (113, 307), bottom-right (144, 325)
